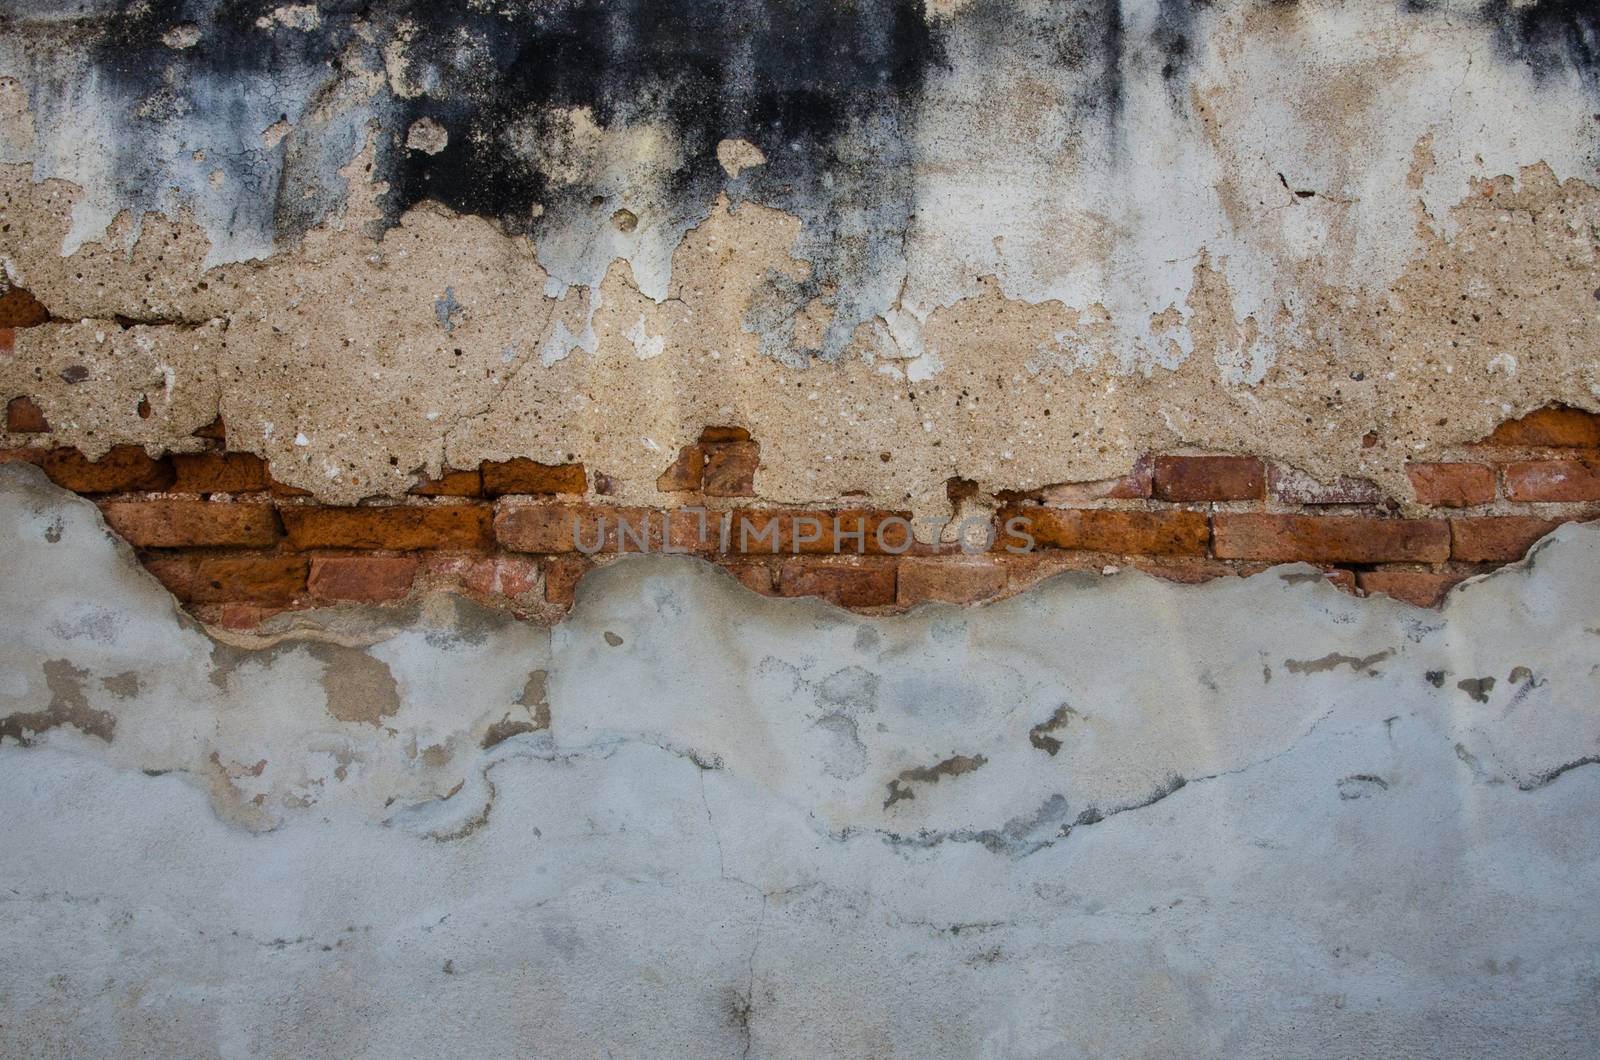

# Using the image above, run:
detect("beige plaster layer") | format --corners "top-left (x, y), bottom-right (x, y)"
top-left (2, 159), bottom-right (1599, 516)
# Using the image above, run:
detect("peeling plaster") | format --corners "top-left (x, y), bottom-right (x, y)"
top-left (0, 2), bottom-right (1596, 511)
top-left (3, 464), bottom-right (1600, 1053)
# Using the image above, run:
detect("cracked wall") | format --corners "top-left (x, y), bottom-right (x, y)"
top-left (0, 1), bottom-right (1598, 509)
top-left (3, 1), bottom-right (1600, 1054)
top-left (3, 461), bottom-right (1600, 1054)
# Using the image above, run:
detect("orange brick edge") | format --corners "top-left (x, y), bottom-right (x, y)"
top-left (4, 403), bottom-right (1600, 627)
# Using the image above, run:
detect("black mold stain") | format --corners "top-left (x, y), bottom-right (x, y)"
top-left (6, 0), bottom-right (1595, 362)
top-left (1482, 0), bottom-right (1600, 91)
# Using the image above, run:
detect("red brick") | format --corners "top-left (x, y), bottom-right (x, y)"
top-left (192, 417), bottom-right (227, 440)
top-left (1003, 507), bottom-right (1209, 556)
top-left (0, 448), bottom-right (44, 468)
top-left (1130, 557), bottom-right (1242, 585)
top-left (267, 473), bottom-right (312, 498)
top-left (425, 552), bottom-right (542, 598)
top-left (541, 555), bottom-right (593, 605)
top-left (1213, 514), bottom-right (1449, 563)
top-left (717, 558), bottom-right (778, 596)
top-left (410, 468), bottom-right (482, 497)
top-left (41, 446), bottom-right (174, 493)
top-left (897, 557), bottom-right (1008, 605)
top-left (6, 396), bottom-right (49, 433)
top-left (699, 425), bottom-right (751, 443)
top-left (1153, 455), bottom-right (1265, 501)
top-left (729, 509), bottom-right (915, 554)
top-left (702, 441), bottom-right (759, 496)
top-left (0, 328), bottom-right (13, 355)
top-left (1269, 465), bottom-right (1383, 505)
top-left (497, 503), bottom-right (673, 553)
top-left (1040, 457), bottom-right (1153, 503)
top-left (309, 556), bottom-right (418, 602)
top-left (192, 555), bottom-right (309, 604)
top-left (778, 557), bottom-right (896, 607)
top-left (656, 446), bottom-right (705, 492)
top-left (1357, 571), bottom-right (1465, 609)
top-left (482, 458), bottom-right (586, 497)
top-left (0, 286), bottom-right (49, 328)
top-left (213, 602), bottom-right (294, 631)
top-left (1406, 463), bottom-right (1495, 507)
top-left (1503, 460), bottom-right (1600, 501)
top-left (171, 451), bottom-right (269, 494)
top-left (281, 504), bottom-right (492, 550)
top-left (1450, 516), bottom-right (1563, 562)
top-left (1483, 406), bottom-right (1600, 448)
top-left (99, 499), bottom-right (281, 547)
top-left (138, 553), bottom-right (197, 601)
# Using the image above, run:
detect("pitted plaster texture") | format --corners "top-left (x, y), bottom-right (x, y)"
top-left (0, 1), bottom-right (1596, 511)
top-left (2, 465), bottom-right (1598, 1055)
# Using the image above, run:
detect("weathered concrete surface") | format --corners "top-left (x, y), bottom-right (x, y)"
top-left (3, 464), bottom-right (1598, 1055)
top-left (2, 2), bottom-right (1599, 511)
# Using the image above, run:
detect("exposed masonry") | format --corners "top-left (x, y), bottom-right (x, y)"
top-left (3, 466), bottom-right (1599, 1054)
top-left (5, 395), bottom-right (1599, 628)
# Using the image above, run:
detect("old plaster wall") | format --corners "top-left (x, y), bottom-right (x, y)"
top-left (0, 1), bottom-right (1597, 511)
top-left (3, 460), bottom-right (1600, 1054)
top-left (2, 2), bottom-right (1600, 1055)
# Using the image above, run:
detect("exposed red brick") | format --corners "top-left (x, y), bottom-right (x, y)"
top-left (99, 499), bottom-right (280, 548)
top-left (171, 451), bottom-right (269, 494)
top-left (1130, 557), bottom-right (1242, 585)
top-left (541, 555), bottom-right (593, 605)
top-left (281, 504), bottom-right (492, 550)
top-left (309, 556), bottom-right (418, 602)
top-left (778, 557), bottom-right (896, 607)
top-left (192, 417), bottom-right (227, 440)
top-left (729, 508), bottom-right (915, 554)
top-left (1039, 457), bottom-right (1153, 503)
top-left (656, 446), bottom-right (705, 491)
top-left (192, 555), bottom-right (309, 604)
top-left (498, 503), bottom-right (669, 553)
top-left (214, 602), bottom-right (293, 631)
top-left (1503, 460), bottom-right (1600, 501)
top-left (0, 328), bottom-right (13, 355)
top-left (702, 440), bottom-right (759, 496)
top-left (0, 286), bottom-right (49, 328)
top-left (41, 446), bottom-right (174, 493)
top-left (1357, 571), bottom-right (1464, 608)
top-left (0, 448), bottom-right (44, 468)
top-left (1322, 568), bottom-right (1360, 594)
top-left (1483, 405), bottom-right (1600, 448)
top-left (1406, 463), bottom-right (1495, 507)
top-left (1269, 465), bottom-right (1383, 505)
top-left (699, 425), bottom-right (751, 443)
top-left (267, 473), bottom-right (312, 498)
top-left (1004, 506), bottom-right (1209, 556)
top-left (717, 558), bottom-right (779, 596)
top-left (6, 396), bottom-right (49, 433)
top-left (1450, 516), bottom-right (1563, 562)
top-left (1153, 455), bottom-right (1265, 501)
top-left (426, 552), bottom-right (542, 598)
top-left (897, 557), bottom-right (1008, 605)
top-left (138, 553), bottom-right (197, 601)
top-left (1213, 514), bottom-right (1449, 563)
top-left (482, 458), bottom-right (586, 497)
top-left (410, 468), bottom-right (482, 497)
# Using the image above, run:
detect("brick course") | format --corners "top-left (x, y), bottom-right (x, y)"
top-left (1213, 515), bottom-right (1449, 563)
top-left (282, 504), bottom-right (493, 550)
top-left (11, 406), bottom-right (1600, 622)
top-left (100, 499), bottom-right (280, 548)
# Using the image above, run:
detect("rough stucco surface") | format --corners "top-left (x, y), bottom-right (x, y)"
top-left (3, 464), bottom-right (1599, 1055)
top-left (1, 1), bottom-right (1598, 512)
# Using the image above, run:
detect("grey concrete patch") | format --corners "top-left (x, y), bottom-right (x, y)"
top-left (1, 466), bottom-right (1598, 1055)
